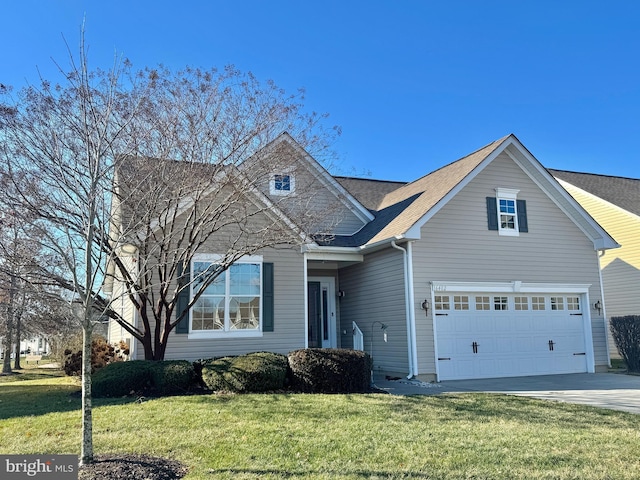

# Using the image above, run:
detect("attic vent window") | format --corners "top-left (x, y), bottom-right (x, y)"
top-left (270, 173), bottom-right (295, 195)
top-left (493, 188), bottom-right (523, 236)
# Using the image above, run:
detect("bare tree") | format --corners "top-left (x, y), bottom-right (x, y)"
top-left (0, 34), bottom-right (338, 463)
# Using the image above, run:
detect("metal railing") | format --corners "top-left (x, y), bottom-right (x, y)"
top-left (352, 321), bottom-right (364, 351)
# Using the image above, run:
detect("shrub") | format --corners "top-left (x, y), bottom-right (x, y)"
top-left (92, 360), bottom-right (198, 397)
top-left (92, 360), bottom-right (154, 397)
top-left (610, 315), bottom-right (640, 373)
top-left (63, 336), bottom-right (124, 376)
top-left (149, 360), bottom-right (196, 395)
top-left (287, 348), bottom-right (372, 393)
top-left (200, 352), bottom-right (289, 393)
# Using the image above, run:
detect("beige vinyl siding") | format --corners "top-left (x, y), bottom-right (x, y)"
top-left (411, 153), bottom-right (608, 375)
top-left (144, 246), bottom-right (306, 361)
top-left (255, 141), bottom-right (368, 236)
top-left (339, 248), bottom-right (409, 376)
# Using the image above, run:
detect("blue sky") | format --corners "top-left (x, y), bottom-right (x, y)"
top-left (2, 1), bottom-right (639, 181)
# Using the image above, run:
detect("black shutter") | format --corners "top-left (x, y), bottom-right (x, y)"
top-left (175, 262), bottom-right (190, 333)
top-left (517, 199), bottom-right (528, 233)
top-left (486, 197), bottom-right (498, 231)
top-left (262, 262), bottom-right (274, 332)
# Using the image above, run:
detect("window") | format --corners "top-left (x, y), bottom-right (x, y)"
top-left (567, 297), bottom-right (580, 311)
top-left (494, 296), bottom-right (508, 310)
top-left (495, 188), bottom-right (520, 236)
top-left (475, 296), bottom-right (490, 310)
top-left (435, 295), bottom-right (450, 310)
top-left (514, 296), bottom-right (529, 310)
top-left (269, 172), bottom-right (295, 195)
top-left (550, 297), bottom-right (564, 311)
top-left (454, 295), bottom-right (469, 310)
top-left (531, 296), bottom-right (545, 310)
top-left (190, 256), bottom-right (262, 335)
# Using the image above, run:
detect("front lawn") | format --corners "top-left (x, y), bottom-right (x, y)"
top-left (1, 371), bottom-right (640, 479)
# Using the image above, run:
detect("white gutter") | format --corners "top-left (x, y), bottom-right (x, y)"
top-left (391, 240), bottom-right (416, 379)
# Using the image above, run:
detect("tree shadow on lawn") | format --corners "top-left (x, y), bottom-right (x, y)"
top-left (0, 383), bottom-right (134, 420)
top-left (209, 467), bottom-right (435, 478)
top-left (418, 393), bottom-right (639, 430)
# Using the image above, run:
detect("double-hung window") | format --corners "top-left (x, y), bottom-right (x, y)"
top-left (495, 188), bottom-right (520, 236)
top-left (190, 255), bottom-right (262, 337)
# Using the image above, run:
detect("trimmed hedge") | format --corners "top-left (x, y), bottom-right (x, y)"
top-left (92, 360), bottom-right (197, 397)
top-left (610, 315), bottom-right (640, 373)
top-left (288, 348), bottom-right (372, 393)
top-left (200, 352), bottom-right (288, 393)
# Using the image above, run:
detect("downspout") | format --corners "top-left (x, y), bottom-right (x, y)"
top-left (391, 240), bottom-right (416, 379)
top-left (597, 248), bottom-right (611, 365)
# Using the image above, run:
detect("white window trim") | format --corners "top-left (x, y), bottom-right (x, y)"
top-left (495, 187), bottom-right (520, 237)
top-left (269, 170), bottom-right (296, 196)
top-left (188, 254), bottom-right (264, 339)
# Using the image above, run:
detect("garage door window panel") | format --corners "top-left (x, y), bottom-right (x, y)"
top-left (454, 296), bottom-right (469, 310)
top-left (494, 296), bottom-right (508, 310)
top-left (551, 297), bottom-right (564, 310)
top-left (514, 296), bottom-right (529, 310)
top-left (531, 297), bottom-right (546, 310)
top-left (475, 296), bottom-right (490, 310)
top-left (435, 296), bottom-right (450, 310)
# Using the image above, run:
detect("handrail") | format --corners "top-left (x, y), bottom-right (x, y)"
top-left (352, 321), bottom-right (364, 351)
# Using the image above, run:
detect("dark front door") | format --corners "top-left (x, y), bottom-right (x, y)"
top-left (307, 282), bottom-right (322, 347)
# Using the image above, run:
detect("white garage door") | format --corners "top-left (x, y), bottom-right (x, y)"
top-left (435, 293), bottom-right (588, 380)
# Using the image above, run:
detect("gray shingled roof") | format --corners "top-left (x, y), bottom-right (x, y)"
top-left (549, 169), bottom-right (640, 217)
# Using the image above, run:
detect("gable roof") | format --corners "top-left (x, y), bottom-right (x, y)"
top-left (335, 177), bottom-right (407, 211)
top-left (328, 135), bottom-right (619, 251)
top-left (549, 169), bottom-right (640, 217)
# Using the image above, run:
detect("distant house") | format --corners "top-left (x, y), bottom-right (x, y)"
top-left (550, 170), bottom-right (640, 356)
top-left (109, 134), bottom-right (619, 381)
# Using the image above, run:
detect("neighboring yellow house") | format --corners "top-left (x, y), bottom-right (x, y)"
top-left (551, 169), bottom-right (639, 356)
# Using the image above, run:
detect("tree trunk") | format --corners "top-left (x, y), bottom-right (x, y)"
top-left (80, 323), bottom-right (93, 465)
top-left (13, 315), bottom-right (22, 370)
top-left (1, 328), bottom-right (12, 374)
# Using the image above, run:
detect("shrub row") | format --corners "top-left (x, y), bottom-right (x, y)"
top-left (92, 348), bottom-right (372, 397)
top-left (92, 360), bottom-right (196, 397)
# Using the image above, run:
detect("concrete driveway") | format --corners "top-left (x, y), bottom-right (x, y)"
top-left (375, 373), bottom-right (640, 414)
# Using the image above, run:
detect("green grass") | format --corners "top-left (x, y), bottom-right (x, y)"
top-left (2, 371), bottom-right (640, 479)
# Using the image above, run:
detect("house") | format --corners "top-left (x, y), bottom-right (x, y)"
top-left (109, 133), bottom-right (619, 381)
top-left (549, 170), bottom-right (640, 356)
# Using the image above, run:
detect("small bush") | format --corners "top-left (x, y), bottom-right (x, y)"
top-left (200, 352), bottom-right (288, 393)
top-left (63, 336), bottom-right (124, 376)
top-left (92, 361), bottom-right (154, 397)
top-left (287, 348), bottom-right (372, 393)
top-left (149, 360), bottom-right (196, 395)
top-left (610, 315), bottom-right (640, 373)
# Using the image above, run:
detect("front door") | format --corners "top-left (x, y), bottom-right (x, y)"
top-left (307, 277), bottom-right (337, 348)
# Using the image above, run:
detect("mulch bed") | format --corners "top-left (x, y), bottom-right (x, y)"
top-left (78, 454), bottom-right (188, 480)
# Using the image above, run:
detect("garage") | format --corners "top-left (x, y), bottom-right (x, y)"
top-left (434, 284), bottom-right (594, 381)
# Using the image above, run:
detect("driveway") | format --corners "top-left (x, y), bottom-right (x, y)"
top-left (374, 373), bottom-right (640, 414)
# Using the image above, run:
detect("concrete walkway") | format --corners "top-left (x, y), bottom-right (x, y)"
top-left (373, 373), bottom-right (640, 414)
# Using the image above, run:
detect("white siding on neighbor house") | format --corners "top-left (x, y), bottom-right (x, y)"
top-left (411, 153), bottom-right (609, 377)
top-left (152, 246), bottom-right (306, 361)
top-left (107, 253), bottom-right (137, 356)
top-left (339, 248), bottom-right (409, 376)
